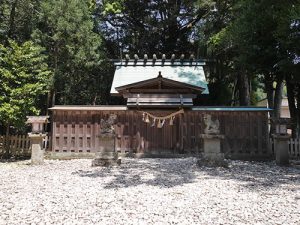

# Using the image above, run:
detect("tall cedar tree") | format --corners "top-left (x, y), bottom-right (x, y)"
top-left (206, 0), bottom-right (300, 135)
top-left (33, 0), bottom-right (103, 105)
top-left (0, 0), bottom-right (39, 44)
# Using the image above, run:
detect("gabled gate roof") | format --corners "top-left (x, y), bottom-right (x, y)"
top-left (115, 72), bottom-right (205, 94)
top-left (110, 58), bottom-right (209, 95)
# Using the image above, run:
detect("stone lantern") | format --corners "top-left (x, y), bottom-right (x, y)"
top-left (26, 116), bottom-right (49, 133)
top-left (26, 116), bottom-right (49, 165)
top-left (276, 123), bottom-right (288, 135)
top-left (272, 118), bottom-right (291, 166)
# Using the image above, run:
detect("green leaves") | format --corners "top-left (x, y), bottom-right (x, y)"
top-left (0, 40), bottom-right (52, 130)
top-left (33, 0), bottom-right (103, 105)
top-left (103, 1), bottom-right (124, 15)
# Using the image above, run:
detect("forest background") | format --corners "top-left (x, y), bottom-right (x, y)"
top-left (0, 0), bottom-right (299, 137)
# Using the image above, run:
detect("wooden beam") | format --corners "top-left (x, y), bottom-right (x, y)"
top-left (127, 88), bottom-right (199, 94)
top-left (127, 97), bottom-right (193, 103)
top-left (123, 93), bottom-right (197, 98)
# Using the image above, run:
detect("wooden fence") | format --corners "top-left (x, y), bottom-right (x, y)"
top-left (270, 137), bottom-right (300, 160)
top-left (289, 139), bottom-right (300, 159)
top-left (0, 135), bottom-right (51, 157)
top-left (50, 108), bottom-right (272, 160)
top-left (1, 134), bottom-right (299, 160)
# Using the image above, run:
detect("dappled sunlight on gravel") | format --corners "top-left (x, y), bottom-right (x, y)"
top-left (0, 158), bottom-right (299, 225)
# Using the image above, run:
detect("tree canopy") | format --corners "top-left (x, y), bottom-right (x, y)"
top-left (0, 0), bottom-right (299, 136)
top-left (0, 40), bottom-right (52, 134)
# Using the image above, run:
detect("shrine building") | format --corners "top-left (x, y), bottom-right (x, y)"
top-left (49, 54), bottom-right (271, 160)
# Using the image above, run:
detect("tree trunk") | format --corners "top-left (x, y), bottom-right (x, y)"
top-left (265, 76), bottom-right (274, 118)
top-left (93, 95), bottom-right (98, 105)
top-left (4, 124), bottom-right (10, 156)
top-left (286, 75), bottom-right (299, 138)
top-left (238, 72), bottom-right (250, 106)
top-left (52, 90), bottom-right (56, 106)
top-left (295, 83), bottom-right (300, 138)
top-left (231, 79), bottom-right (238, 106)
top-left (8, 0), bottom-right (18, 39)
top-left (5, 124), bottom-right (9, 136)
top-left (268, 77), bottom-right (284, 135)
top-left (273, 78), bottom-right (284, 119)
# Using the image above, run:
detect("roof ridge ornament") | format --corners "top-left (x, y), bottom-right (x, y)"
top-left (113, 53), bottom-right (207, 67)
top-left (143, 54), bottom-right (148, 65)
top-left (134, 54), bottom-right (139, 65)
top-left (162, 54), bottom-right (166, 66)
top-left (171, 54), bottom-right (175, 64)
top-left (190, 54), bottom-right (194, 65)
top-left (125, 54), bottom-right (130, 65)
top-left (152, 54), bottom-right (157, 65)
top-left (180, 54), bottom-right (185, 64)
top-left (121, 53), bottom-right (203, 61)
top-left (157, 71), bottom-right (162, 78)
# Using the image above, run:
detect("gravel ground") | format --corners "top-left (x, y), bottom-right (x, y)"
top-left (0, 158), bottom-right (299, 225)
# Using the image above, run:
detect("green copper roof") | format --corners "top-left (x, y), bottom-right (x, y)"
top-left (111, 63), bottom-right (209, 95)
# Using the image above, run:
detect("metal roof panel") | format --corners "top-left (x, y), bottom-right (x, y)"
top-left (110, 65), bottom-right (209, 95)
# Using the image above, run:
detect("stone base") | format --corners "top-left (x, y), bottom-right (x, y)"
top-left (204, 152), bottom-right (225, 162)
top-left (98, 134), bottom-right (115, 152)
top-left (197, 158), bottom-right (228, 168)
top-left (95, 151), bottom-right (118, 159)
top-left (91, 151), bottom-right (121, 167)
top-left (91, 158), bottom-right (121, 167)
top-left (199, 134), bottom-right (227, 167)
top-left (273, 135), bottom-right (290, 166)
top-left (28, 133), bottom-right (46, 165)
top-left (199, 152), bottom-right (228, 167)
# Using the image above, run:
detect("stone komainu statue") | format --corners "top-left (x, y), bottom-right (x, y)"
top-left (203, 114), bottom-right (220, 134)
top-left (100, 114), bottom-right (117, 134)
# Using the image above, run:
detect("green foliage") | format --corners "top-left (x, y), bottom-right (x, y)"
top-left (0, 0), bottom-right (39, 43)
top-left (0, 40), bottom-right (52, 130)
top-left (207, 81), bottom-right (233, 105)
top-left (210, 0), bottom-right (299, 75)
top-left (33, 0), bottom-right (104, 105)
top-left (103, 0), bottom-right (124, 14)
top-left (97, 0), bottom-right (212, 56)
top-left (0, 0), bottom-right (299, 129)
top-left (208, 27), bottom-right (229, 47)
top-left (203, 0), bottom-right (300, 106)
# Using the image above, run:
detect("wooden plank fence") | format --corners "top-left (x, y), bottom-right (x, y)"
top-left (50, 109), bottom-right (271, 159)
top-left (0, 135), bottom-right (51, 157)
top-left (289, 138), bottom-right (300, 159)
top-left (270, 137), bottom-right (300, 160)
top-left (1, 134), bottom-right (299, 160)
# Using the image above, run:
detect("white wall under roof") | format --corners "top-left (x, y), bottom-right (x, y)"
top-left (110, 65), bottom-right (209, 94)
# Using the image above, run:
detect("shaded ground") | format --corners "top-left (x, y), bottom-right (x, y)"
top-left (0, 158), bottom-right (299, 225)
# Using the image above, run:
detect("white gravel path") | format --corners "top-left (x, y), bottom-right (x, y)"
top-left (0, 158), bottom-right (299, 225)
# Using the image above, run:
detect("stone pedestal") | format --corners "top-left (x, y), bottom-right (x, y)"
top-left (199, 134), bottom-right (226, 166)
top-left (92, 134), bottom-right (121, 167)
top-left (98, 134), bottom-right (115, 152)
top-left (92, 151), bottom-right (121, 166)
top-left (29, 133), bottom-right (46, 165)
top-left (273, 134), bottom-right (290, 166)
